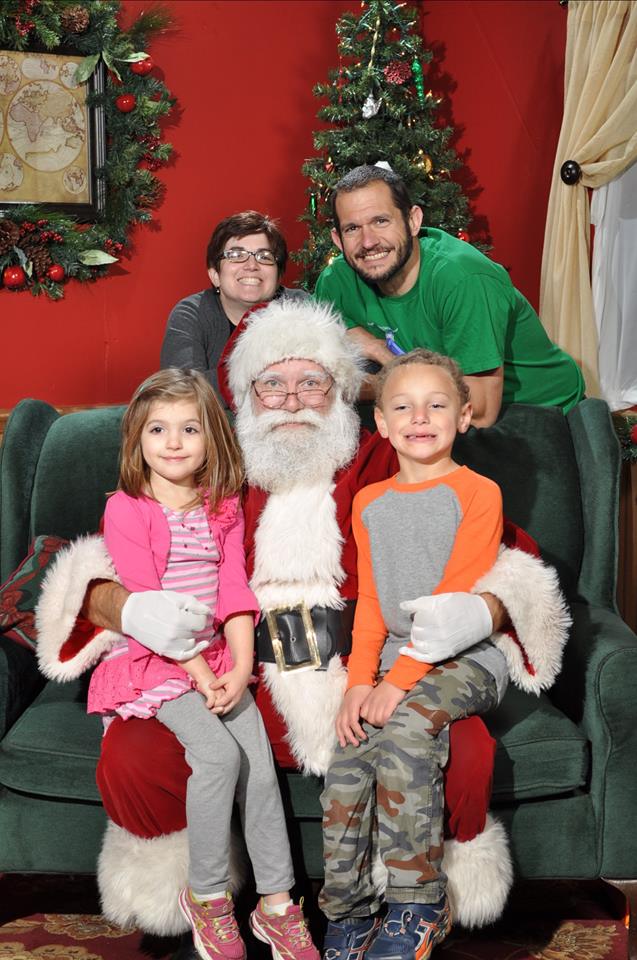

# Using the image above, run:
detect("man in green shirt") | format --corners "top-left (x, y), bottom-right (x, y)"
top-left (314, 165), bottom-right (585, 427)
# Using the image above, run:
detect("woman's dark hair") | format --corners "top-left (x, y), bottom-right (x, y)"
top-left (206, 211), bottom-right (287, 276)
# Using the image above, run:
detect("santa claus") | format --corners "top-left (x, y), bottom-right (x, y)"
top-left (36, 299), bottom-right (569, 945)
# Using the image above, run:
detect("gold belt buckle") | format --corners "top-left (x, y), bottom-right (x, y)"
top-left (264, 602), bottom-right (321, 673)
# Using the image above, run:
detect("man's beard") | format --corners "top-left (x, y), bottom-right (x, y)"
top-left (345, 221), bottom-right (413, 286)
top-left (235, 394), bottom-right (360, 493)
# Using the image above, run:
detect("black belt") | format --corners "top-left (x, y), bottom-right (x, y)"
top-left (256, 601), bottom-right (356, 672)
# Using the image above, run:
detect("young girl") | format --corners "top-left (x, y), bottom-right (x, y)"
top-left (87, 369), bottom-right (318, 960)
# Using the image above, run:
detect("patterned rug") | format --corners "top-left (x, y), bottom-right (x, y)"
top-left (0, 874), bottom-right (629, 960)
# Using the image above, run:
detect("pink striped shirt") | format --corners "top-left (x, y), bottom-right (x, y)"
top-left (114, 505), bottom-right (222, 721)
top-left (87, 492), bottom-right (259, 724)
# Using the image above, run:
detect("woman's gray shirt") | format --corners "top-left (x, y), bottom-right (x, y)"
top-left (160, 286), bottom-right (308, 394)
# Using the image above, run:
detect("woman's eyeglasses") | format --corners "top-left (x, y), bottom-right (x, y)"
top-left (220, 248), bottom-right (277, 266)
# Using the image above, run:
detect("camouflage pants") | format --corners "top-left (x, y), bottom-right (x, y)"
top-left (319, 657), bottom-right (498, 920)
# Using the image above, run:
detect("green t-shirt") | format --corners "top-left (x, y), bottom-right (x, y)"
top-left (314, 229), bottom-right (585, 413)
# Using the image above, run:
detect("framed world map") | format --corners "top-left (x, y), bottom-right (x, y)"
top-left (0, 48), bottom-right (105, 218)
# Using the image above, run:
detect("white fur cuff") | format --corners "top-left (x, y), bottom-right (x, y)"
top-left (474, 546), bottom-right (571, 695)
top-left (36, 535), bottom-right (120, 682)
top-left (443, 814), bottom-right (513, 928)
top-left (98, 821), bottom-right (189, 935)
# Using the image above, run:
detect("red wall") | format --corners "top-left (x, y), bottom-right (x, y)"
top-left (1, 0), bottom-right (566, 408)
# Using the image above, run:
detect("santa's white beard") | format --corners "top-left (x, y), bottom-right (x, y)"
top-left (235, 394), bottom-right (360, 493)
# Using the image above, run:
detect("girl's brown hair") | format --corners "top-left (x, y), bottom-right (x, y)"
top-left (119, 368), bottom-right (244, 512)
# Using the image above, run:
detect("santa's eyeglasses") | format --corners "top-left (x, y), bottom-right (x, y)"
top-left (252, 376), bottom-right (334, 409)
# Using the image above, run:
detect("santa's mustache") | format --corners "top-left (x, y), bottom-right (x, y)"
top-left (252, 407), bottom-right (324, 435)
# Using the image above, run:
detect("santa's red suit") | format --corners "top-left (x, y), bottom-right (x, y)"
top-left (35, 300), bottom-right (570, 938)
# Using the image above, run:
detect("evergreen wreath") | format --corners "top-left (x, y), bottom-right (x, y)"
top-left (0, 0), bottom-right (175, 299)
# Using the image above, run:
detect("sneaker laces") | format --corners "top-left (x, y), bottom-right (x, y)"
top-left (206, 907), bottom-right (241, 943)
top-left (281, 901), bottom-right (311, 947)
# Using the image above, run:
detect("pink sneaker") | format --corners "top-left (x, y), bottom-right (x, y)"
top-left (249, 897), bottom-right (320, 960)
top-left (178, 888), bottom-right (247, 960)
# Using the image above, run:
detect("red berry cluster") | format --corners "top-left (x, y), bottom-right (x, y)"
top-left (41, 230), bottom-right (64, 243)
top-left (104, 238), bottom-right (124, 254)
top-left (19, 221), bottom-right (63, 243)
top-left (14, 0), bottom-right (37, 35)
top-left (15, 17), bottom-right (34, 35)
top-left (138, 134), bottom-right (164, 170)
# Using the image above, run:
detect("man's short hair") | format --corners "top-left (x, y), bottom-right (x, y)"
top-left (330, 165), bottom-right (415, 233)
top-left (375, 348), bottom-right (471, 407)
top-left (206, 211), bottom-right (288, 275)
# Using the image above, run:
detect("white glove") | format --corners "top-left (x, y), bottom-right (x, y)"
top-left (399, 592), bottom-right (493, 664)
top-left (121, 590), bottom-right (212, 661)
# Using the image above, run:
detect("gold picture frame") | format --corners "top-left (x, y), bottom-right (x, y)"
top-left (0, 47), bottom-right (105, 218)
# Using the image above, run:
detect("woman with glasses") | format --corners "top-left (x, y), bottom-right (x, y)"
top-left (161, 211), bottom-right (307, 397)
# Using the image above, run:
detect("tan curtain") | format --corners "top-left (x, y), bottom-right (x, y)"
top-left (539, 0), bottom-right (637, 397)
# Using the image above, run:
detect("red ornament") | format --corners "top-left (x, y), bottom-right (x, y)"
top-left (3, 265), bottom-right (27, 289)
top-left (46, 264), bottom-right (65, 283)
top-left (115, 93), bottom-right (136, 113)
top-left (383, 61), bottom-right (412, 85)
top-left (457, 230), bottom-right (470, 243)
top-left (130, 56), bottom-right (153, 76)
top-left (630, 424), bottom-right (637, 444)
top-left (386, 26), bottom-right (401, 41)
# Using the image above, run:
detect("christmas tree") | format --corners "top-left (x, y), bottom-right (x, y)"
top-left (294, 0), bottom-right (474, 291)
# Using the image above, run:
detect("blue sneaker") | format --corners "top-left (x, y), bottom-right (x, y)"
top-left (365, 898), bottom-right (451, 960)
top-left (323, 915), bottom-right (382, 960)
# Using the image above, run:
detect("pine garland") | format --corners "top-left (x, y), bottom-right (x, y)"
top-left (612, 410), bottom-right (637, 463)
top-left (293, 0), bottom-right (486, 291)
top-left (0, 0), bottom-right (176, 299)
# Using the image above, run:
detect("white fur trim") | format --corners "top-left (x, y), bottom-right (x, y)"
top-left (98, 821), bottom-right (190, 935)
top-left (228, 299), bottom-right (364, 408)
top-left (443, 814), bottom-right (513, 928)
top-left (370, 814), bottom-right (512, 929)
top-left (474, 546), bottom-right (571, 695)
top-left (252, 483), bottom-right (346, 610)
top-left (35, 535), bottom-right (120, 681)
top-left (98, 820), bottom-right (249, 935)
top-left (261, 656), bottom-right (347, 776)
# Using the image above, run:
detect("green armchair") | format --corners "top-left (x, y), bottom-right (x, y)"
top-left (0, 397), bottom-right (635, 952)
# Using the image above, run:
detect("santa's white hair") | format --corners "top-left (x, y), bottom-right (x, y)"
top-left (228, 298), bottom-right (365, 409)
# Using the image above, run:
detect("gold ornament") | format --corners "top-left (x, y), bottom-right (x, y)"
top-left (415, 149), bottom-right (433, 174)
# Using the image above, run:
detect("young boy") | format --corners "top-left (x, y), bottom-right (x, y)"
top-left (319, 349), bottom-right (508, 960)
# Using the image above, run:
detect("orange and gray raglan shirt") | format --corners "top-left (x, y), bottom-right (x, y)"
top-left (348, 465), bottom-right (509, 699)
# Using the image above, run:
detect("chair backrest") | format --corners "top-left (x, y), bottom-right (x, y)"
top-left (30, 406), bottom-right (126, 542)
top-left (453, 399), bottom-right (620, 607)
top-left (0, 399), bottom-right (60, 582)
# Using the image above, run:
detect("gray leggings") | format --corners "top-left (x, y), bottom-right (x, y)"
top-left (158, 689), bottom-right (295, 898)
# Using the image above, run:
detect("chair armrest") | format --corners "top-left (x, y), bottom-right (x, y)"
top-left (0, 637), bottom-right (45, 739)
top-left (550, 602), bottom-right (637, 876)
